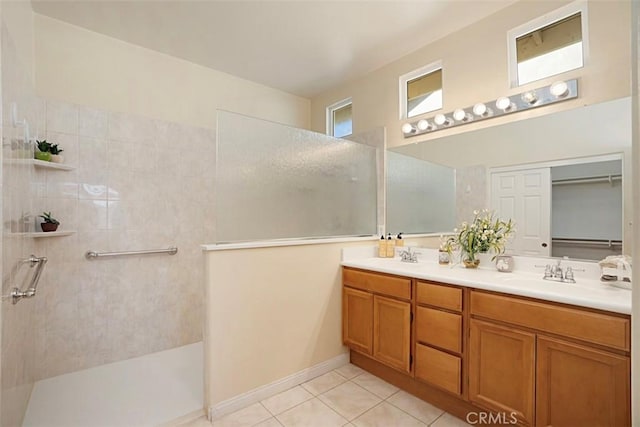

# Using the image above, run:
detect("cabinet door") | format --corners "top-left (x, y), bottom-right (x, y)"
top-left (536, 336), bottom-right (630, 427)
top-left (342, 287), bottom-right (373, 355)
top-left (373, 295), bottom-right (411, 373)
top-left (469, 319), bottom-right (535, 425)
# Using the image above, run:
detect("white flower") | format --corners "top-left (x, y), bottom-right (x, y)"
top-left (473, 210), bottom-right (479, 215)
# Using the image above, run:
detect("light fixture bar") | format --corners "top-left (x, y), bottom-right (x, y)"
top-left (402, 79), bottom-right (578, 138)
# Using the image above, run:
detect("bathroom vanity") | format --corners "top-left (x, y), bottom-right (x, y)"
top-left (341, 252), bottom-right (631, 426)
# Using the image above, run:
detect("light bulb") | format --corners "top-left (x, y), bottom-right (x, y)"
top-left (453, 108), bottom-right (472, 122)
top-left (521, 91), bottom-right (538, 105)
top-left (473, 103), bottom-right (491, 117)
top-left (550, 81), bottom-right (569, 98)
top-left (434, 114), bottom-right (451, 126)
top-left (417, 119), bottom-right (430, 131)
top-left (495, 97), bottom-right (511, 111)
top-left (401, 123), bottom-right (415, 134)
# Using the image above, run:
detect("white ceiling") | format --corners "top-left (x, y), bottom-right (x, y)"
top-left (31, 0), bottom-right (516, 98)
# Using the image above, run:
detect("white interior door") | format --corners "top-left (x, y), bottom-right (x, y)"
top-left (491, 168), bottom-right (551, 256)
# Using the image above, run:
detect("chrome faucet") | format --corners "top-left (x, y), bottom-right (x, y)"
top-left (399, 247), bottom-right (420, 263)
top-left (537, 257), bottom-right (581, 283)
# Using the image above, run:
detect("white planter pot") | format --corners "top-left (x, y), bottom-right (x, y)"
top-left (50, 154), bottom-right (64, 163)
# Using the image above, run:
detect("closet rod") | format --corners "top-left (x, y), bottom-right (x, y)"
top-left (552, 174), bottom-right (622, 186)
top-left (551, 238), bottom-right (622, 248)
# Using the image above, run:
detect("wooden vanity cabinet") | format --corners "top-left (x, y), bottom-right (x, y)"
top-left (414, 281), bottom-right (464, 396)
top-left (469, 290), bottom-right (631, 427)
top-left (536, 336), bottom-right (630, 427)
top-left (468, 319), bottom-right (535, 425)
top-left (342, 287), bottom-right (373, 355)
top-left (342, 268), bottom-right (412, 373)
top-left (342, 267), bottom-right (631, 426)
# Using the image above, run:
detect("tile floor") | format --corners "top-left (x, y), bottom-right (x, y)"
top-left (182, 364), bottom-right (471, 427)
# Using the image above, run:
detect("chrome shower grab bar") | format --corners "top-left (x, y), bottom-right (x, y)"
top-left (85, 247), bottom-right (178, 260)
top-left (10, 255), bottom-right (47, 304)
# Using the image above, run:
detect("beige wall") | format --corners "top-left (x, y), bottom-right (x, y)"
top-left (34, 15), bottom-right (310, 131)
top-left (310, 0), bottom-right (631, 148)
top-left (205, 242), bottom-right (349, 406)
top-left (204, 236), bottom-right (438, 408)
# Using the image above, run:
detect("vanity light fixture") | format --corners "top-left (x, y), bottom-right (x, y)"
top-left (521, 91), bottom-right (538, 105)
top-left (453, 108), bottom-right (473, 122)
top-left (550, 80), bottom-right (569, 98)
top-left (401, 122), bottom-right (415, 135)
top-left (434, 114), bottom-right (452, 127)
top-left (401, 78), bottom-right (578, 138)
top-left (495, 96), bottom-right (516, 112)
top-left (417, 119), bottom-right (432, 131)
top-left (472, 103), bottom-right (492, 118)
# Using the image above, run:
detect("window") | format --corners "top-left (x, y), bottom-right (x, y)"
top-left (327, 98), bottom-right (352, 138)
top-left (508, 2), bottom-right (588, 87)
top-left (399, 62), bottom-right (443, 119)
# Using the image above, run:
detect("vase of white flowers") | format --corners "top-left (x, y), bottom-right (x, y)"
top-left (452, 209), bottom-right (515, 268)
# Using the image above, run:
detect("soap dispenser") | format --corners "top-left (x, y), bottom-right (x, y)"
top-left (378, 235), bottom-right (387, 258)
top-left (386, 233), bottom-right (395, 257)
top-left (396, 232), bottom-right (404, 247)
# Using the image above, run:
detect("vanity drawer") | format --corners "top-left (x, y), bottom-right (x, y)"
top-left (415, 343), bottom-right (461, 395)
top-left (343, 268), bottom-right (411, 300)
top-left (416, 281), bottom-right (462, 312)
top-left (470, 291), bottom-right (630, 352)
top-left (416, 306), bottom-right (462, 354)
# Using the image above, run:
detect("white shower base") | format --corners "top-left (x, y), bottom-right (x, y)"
top-left (23, 342), bottom-right (203, 427)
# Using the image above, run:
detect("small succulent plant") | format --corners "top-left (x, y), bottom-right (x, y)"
top-left (49, 144), bottom-right (64, 155)
top-left (36, 140), bottom-right (52, 153)
top-left (39, 211), bottom-right (60, 225)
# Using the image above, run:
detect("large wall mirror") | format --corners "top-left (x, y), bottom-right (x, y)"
top-left (387, 96), bottom-right (631, 260)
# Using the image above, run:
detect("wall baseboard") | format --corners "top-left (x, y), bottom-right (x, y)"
top-left (160, 409), bottom-right (206, 427)
top-left (207, 352), bottom-right (349, 421)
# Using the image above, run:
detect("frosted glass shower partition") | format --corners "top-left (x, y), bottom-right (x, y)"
top-left (216, 111), bottom-right (378, 242)
top-left (386, 151), bottom-right (455, 234)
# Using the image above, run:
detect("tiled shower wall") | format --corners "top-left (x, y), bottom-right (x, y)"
top-left (1, 12), bottom-right (40, 427)
top-left (29, 99), bottom-right (214, 379)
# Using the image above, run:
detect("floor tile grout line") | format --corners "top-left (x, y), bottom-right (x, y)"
top-left (312, 395), bottom-right (351, 424)
top-left (383, 392), bottom-right (445, 426)
top-left (261, 389), bottom-right (317, 418)
top-left (428, 411), bottom-right (447, 426)
top-left (301, 371), bottom-right (349, 397)
top-left (348, 400), bottom-right (388, 424)
top-left (319, 379), bottom-right (383, 422)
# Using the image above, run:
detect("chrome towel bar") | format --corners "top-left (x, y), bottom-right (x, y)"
top-left (85, 247), bottom-right (178, 260)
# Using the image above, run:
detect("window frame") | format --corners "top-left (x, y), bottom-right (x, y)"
top-left (507, 1), bottom-right (589, 88)
top-left (326, 97), bottom-right (353, 138)
top-left (398, 60), bottom-right (443, 120)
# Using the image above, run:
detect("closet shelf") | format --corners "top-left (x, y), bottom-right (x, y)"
top-left (3, 158), bottom-right (75, 171)
top-left (7, 230), bottom-right (76, 238)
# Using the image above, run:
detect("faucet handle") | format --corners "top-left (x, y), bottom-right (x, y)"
top-left (535, 264), bottom-right (553, 278)
top-left (564, 267), bottom-right (576, 283)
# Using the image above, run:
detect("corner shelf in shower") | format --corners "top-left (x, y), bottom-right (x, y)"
top-left (3, 159), bottom-right (76, 171)
top-left (6, 230), bottom-right (76, 238)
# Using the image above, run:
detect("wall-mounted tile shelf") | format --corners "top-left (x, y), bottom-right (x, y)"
top-left (7, 230), bottom-right (76, 238)
top-left (3, 158), bottom-right (76, 171)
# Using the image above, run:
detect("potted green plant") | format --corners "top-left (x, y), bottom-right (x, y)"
top-left (39, 211), bottom-right (60, 232)
top-left (49, 144), bottom-right (64, 163)
top-left (35, 140), bottom-right (52, 162)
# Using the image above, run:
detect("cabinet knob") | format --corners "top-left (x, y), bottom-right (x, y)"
top-left (541, 243), bottom-right (548, 248)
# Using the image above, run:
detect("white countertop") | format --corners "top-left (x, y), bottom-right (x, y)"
top-left (341, 247), bottom-right (632, 315)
